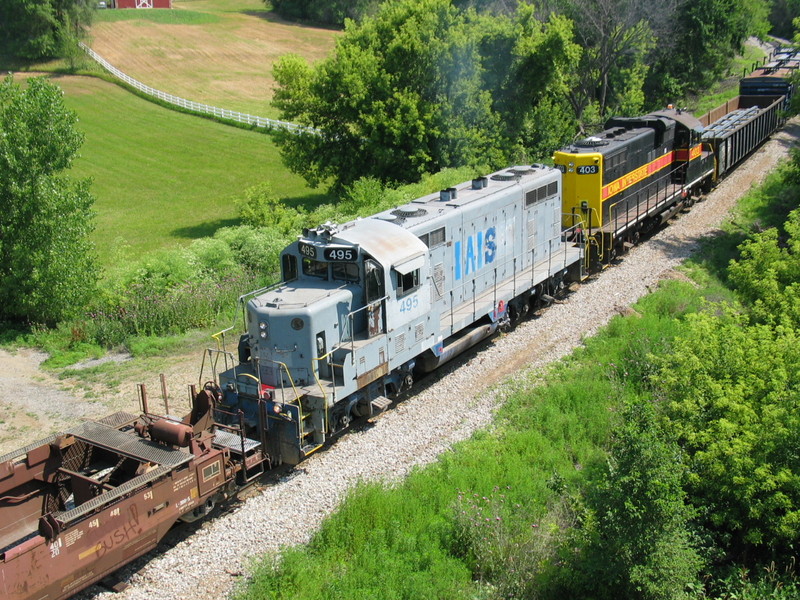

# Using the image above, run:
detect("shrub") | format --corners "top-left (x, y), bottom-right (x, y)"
top-left (236, 182), bottom-right (306, 233)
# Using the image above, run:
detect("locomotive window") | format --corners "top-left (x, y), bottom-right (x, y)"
top-left (547, 182), bottom-right (557, 196)
top-left (537, 186), bottom-right (547, 201)
top-left (429, 227), bottom-right (446, 247)
top-left (418, 233), bottom-right (429, 247)
top-left (302, 258), bottom-right (328, 279)
top-left (365, 259), bottom-right (385, 303)
top-left (332, 262), bottom-right (359, 282)
top-left (397, 268), bottom-right (420, 297)
top-left (282, 254), bottom-right (298, 281)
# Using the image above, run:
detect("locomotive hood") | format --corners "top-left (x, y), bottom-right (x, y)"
top-left (249, 280), bottom-right (355, 310)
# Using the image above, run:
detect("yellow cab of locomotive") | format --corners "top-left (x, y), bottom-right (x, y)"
top-left (554, 107), bottom-right (711, 265)
top-left (553, 144), bottom-right (603, 231)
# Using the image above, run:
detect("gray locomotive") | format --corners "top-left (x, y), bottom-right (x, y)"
top-left (213, 165), bottom-right (584, 464)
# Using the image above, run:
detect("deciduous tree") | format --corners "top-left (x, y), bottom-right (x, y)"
top-left (272, 0), bottom-right (580, 190)
top-left (0, 0), bottom-right (93, 60)
top-left (0, 75), bottom-right (98, 324)
top-left (655, 309), bottom-right (800, 557)
top-left (572, 400), bottom-right (702, 600)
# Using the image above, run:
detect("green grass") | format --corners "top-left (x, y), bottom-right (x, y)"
top-left (56, 75), bottom-right (329, 267)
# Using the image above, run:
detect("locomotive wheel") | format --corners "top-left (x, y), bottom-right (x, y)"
top-left (401, 372), bottom-right (414, 392)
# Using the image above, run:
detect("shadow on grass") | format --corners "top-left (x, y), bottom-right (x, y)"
top-left (239, 10), bottom-right (343, 31)
top-left (170, 192), bottom-right (336, 240)
top-left (282, 192), bottom-right (336, 212)
top-left (171, 218), bottom-right (241, 240)
top-left (0, 53), bottom-right (42, 73)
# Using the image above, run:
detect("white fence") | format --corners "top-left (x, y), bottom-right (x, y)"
top-left (79, 42), bottom-right (316, 135)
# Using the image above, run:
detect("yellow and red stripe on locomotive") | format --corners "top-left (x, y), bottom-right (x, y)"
top-left (554, 107), bottom-right (713, 266)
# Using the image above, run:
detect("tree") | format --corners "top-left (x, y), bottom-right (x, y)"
top-left (272, 0), bottom-right (580, 191)
top-left (727, 208), bottom-right (800, 329)
top-left (269, 0), bottom-right (379, 26)
top-left (559, 0), bottom-right (660, 121)
top-left (0, 0), bottom-right (93, 60)
top-left (0, 75), bottom-right (98, 324)
top-left (645, 0), bottom-right (770, 103)
top-left (570, 400), bottom-right (702, 600)
top-left (655, 309), bottom-right (800, 558)
top-left (770, 0), bottom-right (800, 38)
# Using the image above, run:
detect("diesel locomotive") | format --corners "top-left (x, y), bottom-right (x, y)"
top-left (1, 47), bottom-right (797, 600)
top-left (211, 165), bottom-right (585, 465)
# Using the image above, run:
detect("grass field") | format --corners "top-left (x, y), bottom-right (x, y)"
top-left (89, 0), bottom-right (340, 117)
top-left (56, 75), bottom-right (329, 267)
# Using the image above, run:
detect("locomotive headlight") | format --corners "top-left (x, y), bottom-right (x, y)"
top-left (258, 321), bottom-right (268, 339)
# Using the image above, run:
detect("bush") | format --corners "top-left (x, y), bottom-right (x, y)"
top-left (567, 399), bottom-right (702, 600)
top-left (214, 225), bottom-right (291, 279)
top-left (236, 182), bottom-right (306, 233)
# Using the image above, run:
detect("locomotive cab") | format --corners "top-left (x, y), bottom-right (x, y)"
top-left (217, 219), bottom-right (431, 465)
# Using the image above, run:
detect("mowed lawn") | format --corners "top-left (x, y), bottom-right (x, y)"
top-left (90, 0), bottom-right (340, 117)
top-left (56, 75), bottom-right (328, 266)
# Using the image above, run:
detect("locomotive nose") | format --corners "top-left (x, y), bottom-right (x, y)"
top-left (248, 286), bottom-right (354, 388)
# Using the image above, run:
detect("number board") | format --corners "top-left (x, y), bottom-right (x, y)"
top-left (577, 165), bottom-right (599, 175)
top-left (298, 242), bottom-right (317, 259)
top-left (323, 246), bottom-right (358, 262)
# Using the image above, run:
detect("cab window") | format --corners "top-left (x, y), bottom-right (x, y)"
top-left (303, 258), bottom-right (328, 279)
top-left (365, 259), bottom-right (385, 303)
top-left (282, 254), bottom-right (298, 281)
top-left (332, 262), bottom-right (359, 282)
top-left (397, 268), bottom-right (420, 297)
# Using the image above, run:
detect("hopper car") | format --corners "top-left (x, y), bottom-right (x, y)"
top-left (1, 47), bottom-right (796, 600)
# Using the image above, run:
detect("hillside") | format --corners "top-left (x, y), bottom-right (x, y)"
top-left (89, 0), bottom-right (340, 117)
top-left (46, 75), bottom-right (325, 265)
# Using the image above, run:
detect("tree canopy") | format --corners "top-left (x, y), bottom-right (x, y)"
top-left (272, 0), bottom-right (770, 191)
top-left (0, 75), bottom-right (98, 325)
top-left (272, 0), bottom-right (579, 190)
top-left (0, 0), bottom-right (93, 60)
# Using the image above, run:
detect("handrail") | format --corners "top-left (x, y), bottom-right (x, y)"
top-left (310, 350), bottom-right (335, 434)
top-left (199, 347), bottom-right (237, 388)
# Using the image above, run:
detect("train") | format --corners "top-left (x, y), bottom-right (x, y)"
top-left (1, 47), bottom-right (797, 600)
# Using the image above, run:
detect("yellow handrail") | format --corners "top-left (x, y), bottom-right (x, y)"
top-left (311, 349), bottom-right (340, 434)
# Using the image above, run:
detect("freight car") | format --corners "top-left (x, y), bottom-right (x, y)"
top-left (739, 46), bottom-right (800, 102)
top-left (210, 165), bottom-right (585, 465)
top-left (555, 79), bottom-right (790, 267)
top-left (0, 387), bottom-right (268, 600)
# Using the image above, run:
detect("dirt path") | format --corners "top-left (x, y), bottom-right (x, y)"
top-left (0, 348), bottom-right (201, 455)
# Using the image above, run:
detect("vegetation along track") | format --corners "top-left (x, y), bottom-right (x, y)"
top-left (63, 120), bottom-right (800, 600)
